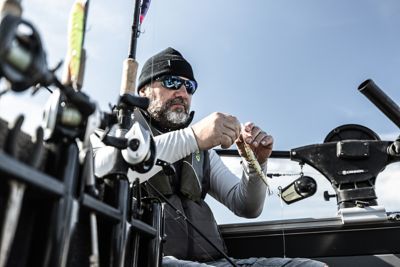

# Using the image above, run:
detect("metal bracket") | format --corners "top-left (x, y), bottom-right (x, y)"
top-left (338, 205), bottom-right (387, 224)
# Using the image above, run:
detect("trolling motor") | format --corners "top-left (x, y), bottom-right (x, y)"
top-left (290, 79), bottom-right (400, 224)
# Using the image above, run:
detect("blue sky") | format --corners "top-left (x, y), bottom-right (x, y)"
top-left (1, 0), bottom-right (400, 223)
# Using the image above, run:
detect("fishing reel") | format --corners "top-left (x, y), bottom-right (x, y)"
top-left (121, 121), bottom-right (156, 173)
top-left (115, 93), bottom-right (156, 173)
top-left (98, 121), bottom-right (156, 174)
top-left (42, 87), bottom-right (100, 145)
top-left (0, 13), bottom-right (53, 91)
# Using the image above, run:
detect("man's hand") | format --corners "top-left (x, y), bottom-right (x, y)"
top-left (236, 122), bottom-right (274, 164)
top-left (191, 112), bottom-right (241, 150)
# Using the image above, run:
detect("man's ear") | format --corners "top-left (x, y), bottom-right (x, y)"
top-left (138, 87), bottom-right (146, 97)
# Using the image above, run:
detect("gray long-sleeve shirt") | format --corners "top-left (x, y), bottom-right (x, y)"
top-left (92, 127), bottom-right (268, 218)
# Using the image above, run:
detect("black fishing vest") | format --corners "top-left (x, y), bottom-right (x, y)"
top-left (135, 109), bottom-right (227, 262)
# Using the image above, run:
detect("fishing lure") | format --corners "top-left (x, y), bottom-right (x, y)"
top-left (63, 0), bottom-right (88, 90)
top-left (241, 140), bottom-right (272, 195)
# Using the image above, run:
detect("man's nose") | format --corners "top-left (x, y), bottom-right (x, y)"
top-left (173, 85), bottom-right (190, 98)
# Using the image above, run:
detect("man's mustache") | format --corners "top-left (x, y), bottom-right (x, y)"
top-left (165, 97), bottom-right (189, 112)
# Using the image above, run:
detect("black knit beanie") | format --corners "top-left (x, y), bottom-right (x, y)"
top-left (137, 47), bottom-right (196, 92)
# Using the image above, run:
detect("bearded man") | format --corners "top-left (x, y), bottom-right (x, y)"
top-left (93, 47), bottom-right (327, 267)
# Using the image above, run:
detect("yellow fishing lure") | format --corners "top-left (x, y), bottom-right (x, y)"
top-left (63, 0), bottom-right (87, 90)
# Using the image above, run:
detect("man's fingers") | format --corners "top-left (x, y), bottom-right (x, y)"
top-left (221, 133), bottom-right (235, 149)
top-left (244, 122), bottom-right (254, 131)
top-left (220, 126), bottom-right (239, 148)
top-left (252, 131), bottom-right (271, 146)
top-left (242, 125), bottom-right (263, 146)
top-left (223, 116), bottom-right (241, 137)
top-left (261, 134), bottom-right (274, 147)
top-left (237, 122), bottom-right (275, 163)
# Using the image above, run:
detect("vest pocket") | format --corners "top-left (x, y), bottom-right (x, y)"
top-left (146, 171), bottom-right (174, 195)
top-left (180, 161), bottom-right (202, 202)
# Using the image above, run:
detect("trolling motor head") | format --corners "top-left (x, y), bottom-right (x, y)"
top-left (0, 14), bottom-right (54, 91)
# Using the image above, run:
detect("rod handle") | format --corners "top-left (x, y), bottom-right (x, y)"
top-left (120, 58), bottom-right (138, 95)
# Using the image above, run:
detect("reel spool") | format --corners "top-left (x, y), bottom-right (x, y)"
top-left (122, 121), bottom-right (156, 174)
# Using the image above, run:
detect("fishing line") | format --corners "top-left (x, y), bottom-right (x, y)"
top-left (136, 179), bottom-right (217, 266)
top-left (140, 3), bottom-right (237, 265)
top-left (276, 164), bottom-right (306, 258)
top-left (277, 186), bottom-right (287, 258)
top-left (141, 185), bottom-right (218, 262)
top-left (143, 182), bottom-right (234, 265)
top-left (145, 182), bottom-right (238, 267)
top-left (157, 201), bottom-right (219, 263)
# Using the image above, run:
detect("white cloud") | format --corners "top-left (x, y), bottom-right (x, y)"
top-left (376, 163), bottom-right (400, 211)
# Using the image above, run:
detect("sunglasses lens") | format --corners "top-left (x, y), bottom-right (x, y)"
top-left (160, 76), bottom-right (197, 94)
top-left (162, 76), bottom-right (180, 89)
top-left (184, 80), bottom-right (197, 94)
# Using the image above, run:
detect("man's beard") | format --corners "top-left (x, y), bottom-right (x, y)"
top-left (147, 96), bottom-right (190, 130)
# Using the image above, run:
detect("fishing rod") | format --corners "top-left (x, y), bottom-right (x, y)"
top-left (128, 0), bottom-right (141, 59)
top-left (119, 0), bottom-right (150, 98)
top-left (58, 2), bottom-right (103, 266)
top-left (0, 2), bottom-right (50, 266)
top-left (0, 0), bottom-right (159, 266)
top-left (0, 2), bottom-right (24, 266)
top-left (119, 1), bottom-right (239, 265)
top-left (106, 1), bottom-right (237, 265)
top-left (0, 1), bottom-right (97, 266)
top-left (88, 1), bottom-right (161, 266)
top-left (94, 0), bottom-right (155, 177)
top-left (118, 1), bottom-right (156, 266)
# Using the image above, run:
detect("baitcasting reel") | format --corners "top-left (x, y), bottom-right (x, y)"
top-left (0, 13), bottom-right (54, 91)
top-left (42, 88), bottom-right (100, 145)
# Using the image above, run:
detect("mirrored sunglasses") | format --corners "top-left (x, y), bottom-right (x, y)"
top-left (156, 75), bottom-right (197, 95)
